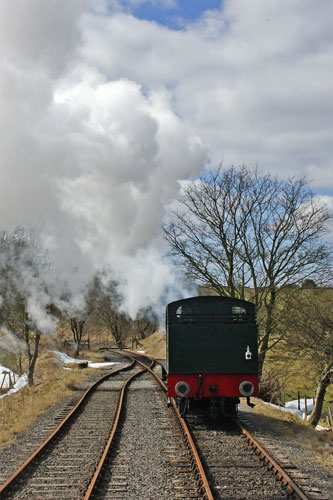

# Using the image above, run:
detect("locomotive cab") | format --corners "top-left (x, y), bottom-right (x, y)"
top-left (166, 296), bottom-right (259, 417)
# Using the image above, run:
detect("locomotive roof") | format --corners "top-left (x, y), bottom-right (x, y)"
top-left (167, 295), bottom-right (254, 308)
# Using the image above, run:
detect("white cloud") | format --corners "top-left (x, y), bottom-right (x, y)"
top-left (0, 0), bottom-right (87, 77)
top-left (315, 194), bottom-right (333, 240)
top-left (81, 0), bottom-right (333, 190)
top-left (0, 0), bottom-right (332, 320)
top-left (54, 71), bottom-right (205, 257)
top-left (0, 2), bottom-right (206, 318)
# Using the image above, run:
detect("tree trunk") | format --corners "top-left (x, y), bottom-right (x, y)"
top-left (258, 289), bottom-right (276, 377)
top-left (74, 341), bottom-right (80, 358)
top-left (18, 352), bottom-right (23, 376)
top-left (70, 318), bottom-right (85, 358)
top-left (309, 369), bottom-right (331, 427)
top-left (27, 331), bottom-right (41, 386)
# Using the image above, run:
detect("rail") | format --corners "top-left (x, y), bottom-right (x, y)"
top-left (0, 359), bottom-right (135, 498)
top-left (132, 354), bottom-right (214, 500)
top-left (84, 364), bottom-right (147, 499)
top-left (236, 420), bottom-right (312, 500)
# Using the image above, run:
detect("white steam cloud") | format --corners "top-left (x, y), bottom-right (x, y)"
top-left (3, 0), bottom-right (331, 333)
top-left (0, 328), bottom-right (25, 355)
top-left (0, 1), bottom-right (206, 330)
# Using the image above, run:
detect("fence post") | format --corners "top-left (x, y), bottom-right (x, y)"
top-left (298, 390), bottom-right (301, 410)
top-left (328, 406), bottom-right (333, 428)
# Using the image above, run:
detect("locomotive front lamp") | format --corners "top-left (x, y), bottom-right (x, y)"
top-left (245, 345), bottom-right (252, 360)
top-left (239, 381), bottom-right (254, 396)
top-left (175, 381), bottom-right (190, 397)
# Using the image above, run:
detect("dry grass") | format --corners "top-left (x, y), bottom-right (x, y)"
top-left (137, 331), bottom-right (166, 359)
top-left (250, 399), bottom-right (333, 468)
top-left (263, 349), bottom-right (333, 422)
top-left (0, 351), bottom-right (97, 448)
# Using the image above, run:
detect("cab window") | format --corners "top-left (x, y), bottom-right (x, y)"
top-left (232, 306), bottom-right (246, 315)
top-left (176, 305), bottom-right (193, 323)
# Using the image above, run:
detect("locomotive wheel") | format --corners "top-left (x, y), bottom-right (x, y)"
top-left (176, 397), bottom-right (189, 416)
top-left (220, 397), bottom-right (239, 418)
top-left (210, 397), bottom-right (218, 420)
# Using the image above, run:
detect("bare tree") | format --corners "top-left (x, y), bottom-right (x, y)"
top-left (281, 289), bottom-right (333, 426)
top-left (163, 166), bottom-right (332, 374)
top-left (0, 227), bottom-right (51, 385)
top-left (69, 317), bottom-right (86, 357)
top-left (1, 297), bottom-right (41, 386)
top-left (65, 278), bottom-right (100, 357)
top-left (133, 306), bottom-right (159, 340)
top-left (92, 277), bottom-right (130, 347)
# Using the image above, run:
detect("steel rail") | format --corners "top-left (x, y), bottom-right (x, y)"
top-left (0, 358), bottom-right (135, 498)
top-left (236, 420), bottom-right (311, 500)
top-left (122, 352), bottom-right (314, 500)
top-left (145, 353), bottom-right (314, 500)
top-left (132, 354), bottom-right (214, 500)
top-left (171, 399), bottom-right (215, 500)
top-left (124, 353), bottom-right (314, 500)
top-left (84, 364), bottom-right (147, 499)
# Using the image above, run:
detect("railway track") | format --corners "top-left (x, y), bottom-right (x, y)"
top-left (0, 352), bottom-right (204, 500)
top-left (0, 351), bottom-right (328, 499)
top-left (183, 401), bottom-right (329, 500)
top-left (185, 405), bottom-right (291, 499)
top-left (0, 355), bottom-right (140, 499)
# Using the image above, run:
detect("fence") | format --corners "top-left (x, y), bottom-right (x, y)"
top-left (297, 391), bottom-right (333, 427)
top-left (63, 338), bottom-right (90, 349)
top-left (0, 371), bottom-right (15, 390)
top-left (297, 391), bottom-right (315, 415)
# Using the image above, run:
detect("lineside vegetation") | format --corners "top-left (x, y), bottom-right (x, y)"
top-left (163, 165), bottom-right (333, 425)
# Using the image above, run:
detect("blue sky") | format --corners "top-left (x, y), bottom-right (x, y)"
top-left (129, 0), bottom-right (223, 29)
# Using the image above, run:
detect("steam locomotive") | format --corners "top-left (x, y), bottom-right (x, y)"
top-left (166, 296), bottom-right (259, 417)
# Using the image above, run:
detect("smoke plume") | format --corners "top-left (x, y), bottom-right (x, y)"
top-left (0, 1), bottom-right (206, 329)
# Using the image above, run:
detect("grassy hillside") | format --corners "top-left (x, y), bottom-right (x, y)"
top-left (138, 331), bottom-right (166, 359)
top-left (0, 350), bottom-right (95, 447)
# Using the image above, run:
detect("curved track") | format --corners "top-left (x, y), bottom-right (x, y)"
top-left (0, 351), bottom-right (326, 500)
top-left (0, 356), bottom-right (139, 499)
top-left (0, 352), bottom-right (209, 500)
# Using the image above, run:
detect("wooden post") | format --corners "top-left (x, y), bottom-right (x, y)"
top-left (304, 396), bottom-right (308, 418)
top-left (0, 372), bottom-right (14, 390)
top-left (328, 405), bottom-right (333, 428)
top-left (298, 390), bottom-right (301, 410)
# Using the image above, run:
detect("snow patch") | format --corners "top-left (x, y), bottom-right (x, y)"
top-left (0, 374), bottom-right (28, 399)
top-left (50, 350), bottom-right (119, 369)
top-left (263, 399), bottom-right (328, 430)
top-left (285, 399), bottom-right (314, 413)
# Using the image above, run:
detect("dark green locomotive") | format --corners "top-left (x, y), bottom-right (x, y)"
top-left (167, 296), bottom-right (259, 416)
